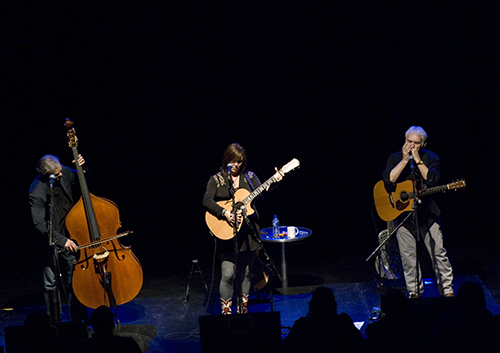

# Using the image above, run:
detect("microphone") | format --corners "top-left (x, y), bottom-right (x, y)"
top-left (240, 204), bottom-right (247, 219)
top-left (227, 163), bottom-right (232, 174)
top-left (49, 174), bottom-right (56, 188)
top-left (409, 152), bottom-right (415, 169)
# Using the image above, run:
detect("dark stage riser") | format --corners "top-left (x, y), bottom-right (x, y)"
top-left (198, 311), bottom-right (281, 353)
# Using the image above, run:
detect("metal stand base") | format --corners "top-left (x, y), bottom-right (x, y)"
top-left (183, 259), bottom-right (208, 303)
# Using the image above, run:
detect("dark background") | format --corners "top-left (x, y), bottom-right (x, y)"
top-left (1, 1), bottom-right (499, 297)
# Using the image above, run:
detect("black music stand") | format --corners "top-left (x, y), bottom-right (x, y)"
top-left (183, 259), bottom-right (208, 303)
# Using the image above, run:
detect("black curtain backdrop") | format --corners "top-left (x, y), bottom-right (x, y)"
top-left (1, 1), bottom-right (499, 281)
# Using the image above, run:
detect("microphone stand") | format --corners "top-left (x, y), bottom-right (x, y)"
top-left (47, 180), bottom-right (63, 324)
top-left (366, 212), bottom-right (413, 263)
top-left (367, 154), bottom-right (423, 298)
top-left (241, 206), bottom-right (282, 312)
top-left (409, 155), bottom-right (423, 297)
top-left (226, 168), bottom-right (241, 312)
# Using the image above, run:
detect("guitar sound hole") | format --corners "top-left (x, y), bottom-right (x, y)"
top-left (396, 200), bottom-right (409, 211)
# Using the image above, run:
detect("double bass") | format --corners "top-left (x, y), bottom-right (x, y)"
top-left (64, 119), bottom-right (143, 309)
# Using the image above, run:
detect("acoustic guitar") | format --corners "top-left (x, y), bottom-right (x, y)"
top-left (205, 158), bottom-right (300, 240)
top-left (373, 179), bottom-right (466, 221)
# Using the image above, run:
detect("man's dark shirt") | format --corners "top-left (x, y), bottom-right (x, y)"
top-left (29, 165), bottom-right (80, 249)
top-left (382, 149), bottom-right (442, 236)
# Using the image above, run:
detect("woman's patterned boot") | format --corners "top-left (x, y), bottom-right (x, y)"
top-left (221, 298), bottom-right (232, 315)
top-left (237, 294), bottom-right (249, 314)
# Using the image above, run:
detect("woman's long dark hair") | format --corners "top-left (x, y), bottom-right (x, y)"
top-left (221, 143), bottom-right (248, 177)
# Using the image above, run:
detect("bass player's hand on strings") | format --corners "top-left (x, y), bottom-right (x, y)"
top-left (72, 154), bottom-right (85, 167)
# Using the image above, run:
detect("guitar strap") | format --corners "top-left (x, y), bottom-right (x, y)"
top-left (244, 171), bottom-right (256, 192)
top-left (243, 171), bottom-right (262, 227)
top-left (242, 172), bottom-right (263, 248)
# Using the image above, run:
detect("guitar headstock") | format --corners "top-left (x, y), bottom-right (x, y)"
top-left (448, 179), bottom-right (466, 190)
top-left (281, 158), bottom-right (300, 174)
top-left (65, 118), bottom-right (78, 148)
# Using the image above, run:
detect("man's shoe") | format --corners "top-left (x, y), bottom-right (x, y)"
top-left (444, 293), bottom-right (455, 297)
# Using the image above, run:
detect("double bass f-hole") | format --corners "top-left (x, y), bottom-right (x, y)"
top-left (64, 118), bottom-right (143, 310)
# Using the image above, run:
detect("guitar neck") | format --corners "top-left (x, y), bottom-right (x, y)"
top-left (243, 176), bottom-right (276, 205)
top-left (418, 184), bottom-right (449, 197)
top-left (239, 158), bottom-right (300, 205)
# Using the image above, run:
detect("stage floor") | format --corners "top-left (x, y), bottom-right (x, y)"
top-left (1, 274), bottom-right (499, 352)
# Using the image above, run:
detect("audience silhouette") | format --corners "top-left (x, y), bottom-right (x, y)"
top-left (20, 312), bottom-right (56, 353)
top-left (79, 305), bottom-right (142, 353)
top-left (8, 281), bottom-right (500, 353)
top-left (435, 280), bottom-right (500, 353)
top-left (364, 282), bottom-right (500, 353)
top-left (363, 287), bottom-right (410, 353)
top-left (283, 286), bottom-right (363, 353)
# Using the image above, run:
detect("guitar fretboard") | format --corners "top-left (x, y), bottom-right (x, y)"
top-left (243, 176), bottom-right (276, 205)
top-left (420, 185), bottom-right (448, 196)
top-left (412, 185), bottom-right (449, 198)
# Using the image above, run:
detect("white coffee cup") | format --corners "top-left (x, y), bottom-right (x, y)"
top-left (287, 226), bottom-right (299, 239)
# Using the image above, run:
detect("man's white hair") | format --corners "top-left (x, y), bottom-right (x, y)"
top-left (37, 155), bottom-right (61, 175)
top-left (405, 126), bottom-right (428, 144)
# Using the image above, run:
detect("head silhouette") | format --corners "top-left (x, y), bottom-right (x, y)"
top-left (90, 305), bottom-right (115, 336)
top-left (380, 288), bottom-right (407, 318)
top-left (308, 286), bottom-right (337, 318)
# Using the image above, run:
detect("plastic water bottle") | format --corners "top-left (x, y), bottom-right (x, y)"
top-left (272, 215), bottom-right (280, 238)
